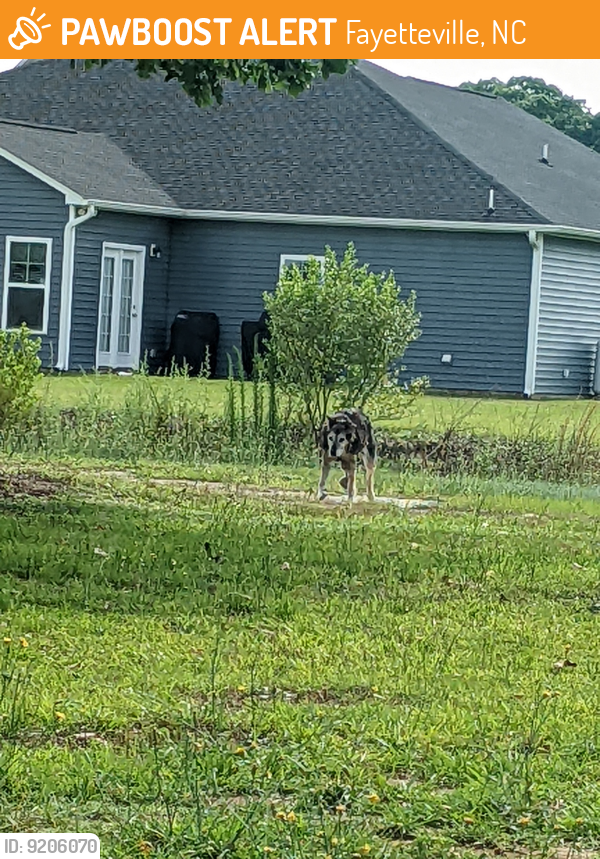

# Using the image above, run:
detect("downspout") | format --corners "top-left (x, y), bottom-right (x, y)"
top-left (56, 204), bottom-right (98, 371)
top-left (523, 229), bottom-right (544, 397)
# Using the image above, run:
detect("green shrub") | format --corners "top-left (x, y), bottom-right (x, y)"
top-left (0, 325), bottom-right (42, 429)
top-left (263, 242), bottom-right (422, 434)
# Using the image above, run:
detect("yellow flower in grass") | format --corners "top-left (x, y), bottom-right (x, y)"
top-left (234, 746), bottom-right (246, 756)
top-left (518, 816), bottom-right (531, 826)
top-left (367, 793), bottom-right (380, 804)
top-left (19, 637), bottom-right (28, 648)
top-left (285, 811), bottom-right (297, 823)
top-left (331, 837), bottom-right (339, 846)
top-left (575, 817), bottom-right (584, 825)
top-left (54, 711), bottom-right (65, 721)
top-left (138, 842), bottom-right (152, 856)
top-left (463, 816), bottom-right (474, 825)
top-left (358, 846), bottom-right (371, 856)
top-left (275, 811), bottom-right (286, 820)
top-left (263, 848), bottom-right (276, 854)
top-left (335, 804), bottom-right (346, 814)
top-left (3, 637), bottom-right (11, 645)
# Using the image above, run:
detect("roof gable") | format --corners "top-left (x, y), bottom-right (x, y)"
top-left (0, 117), bottom-right (177, 208)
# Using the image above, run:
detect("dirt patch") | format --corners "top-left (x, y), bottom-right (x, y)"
top-left (0, 472), bottom-right (67, 499)
top-left (149, 478), bottom-right (439, 512)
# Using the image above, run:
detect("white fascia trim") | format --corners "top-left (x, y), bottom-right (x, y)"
top-left (0, 147), bottom-right (87, 206)
top-left (524, 230), bottom-right (544, 397)
top-left (87, 199), bottom-right (600, 242)
top-left (56, 204), bottom-right (98, 371)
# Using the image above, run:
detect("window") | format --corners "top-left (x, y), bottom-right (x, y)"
top-left (279, 253), bottom-right (325, 278)
top-left (2, 237), bottom-right (52, 333)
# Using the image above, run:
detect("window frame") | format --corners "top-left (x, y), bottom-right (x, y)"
top-left (279, 253), bottom-right (325, 278)
top-left (2, 235), bottom-right (53, 335)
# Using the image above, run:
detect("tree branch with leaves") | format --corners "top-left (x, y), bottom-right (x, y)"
top-left (80, 59), bottom-right (355, 107)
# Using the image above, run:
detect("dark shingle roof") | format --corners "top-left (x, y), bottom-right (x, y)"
top-left (0, 117), bottom-right (176, 208)
top-left (0, 59), bottom-right (540, 223)
top-left (359, 62), bottom-right (600, 231)
top-left (3, 59), bottom-right (598, 228)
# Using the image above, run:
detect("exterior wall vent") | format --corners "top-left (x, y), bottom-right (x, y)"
top-left (593, 341), bottom-right (600, 395)
top-left (486, 188), bottom-right (495, 215)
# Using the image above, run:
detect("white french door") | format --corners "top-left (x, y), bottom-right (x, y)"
top-left (96, 243), bottom-right (145, 369)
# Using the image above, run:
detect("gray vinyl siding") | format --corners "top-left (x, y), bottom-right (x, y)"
top-left (70, 211), bottom-right (171, 369)
top-left (168, 220), bottom-right (532, 392)
top-left (535, 237), bottom-right (600, 396)
top-left (0, 157), bottom-right (67, 366)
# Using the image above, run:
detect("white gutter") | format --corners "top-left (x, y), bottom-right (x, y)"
top-left (56, 204), bottom-right (97, 371)
top-left (524, 230), bottom-right (544, 397)
top-left (86, 199), bottom-right (600, 243)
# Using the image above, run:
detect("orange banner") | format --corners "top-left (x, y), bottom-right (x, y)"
top-left (0, 0), bottom-right (594, 58)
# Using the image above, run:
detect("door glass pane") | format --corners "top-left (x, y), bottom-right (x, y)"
top-left (118, 258), bottom-right (134, 354)
top-left (7, 286), bottom-right (44, 330)
top-left (99, 256), bottom-right (115, 353)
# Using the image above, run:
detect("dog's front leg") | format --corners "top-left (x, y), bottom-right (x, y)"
top-left (344, 462), bottom-right (356, 502)
top-left (318, 457), bottom-right (332, 500)
top-left (365, 461), bottom-right (376, 502)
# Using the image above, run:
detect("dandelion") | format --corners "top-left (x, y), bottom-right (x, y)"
top-left (575, 817), bottom-right (584, 825)
top-left (55, 712), bottom-right (65, 721)
top-left (358, 846), bottom-right (371, 856)
top-left (19, 637), bottom-right (28, 648)
top-left (331, 838), bottom-right (339, 846)
top-left (237, 685), bottom-right (247, 693)
top-left (518, 816), bottom-right (531, 826)
top-left (367, 793), bottom-right (380, 804)
top-left (3, 637), bottom-right (11, 644)
top-left (234, 746), bottom-right (246, 756)
top-left (275, 811), bottom-right (286, 820)
top-left (286, 811), bottom-right (297, 823)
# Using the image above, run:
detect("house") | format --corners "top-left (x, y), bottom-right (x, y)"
top-left (1, 59), bottom-right (600, 396)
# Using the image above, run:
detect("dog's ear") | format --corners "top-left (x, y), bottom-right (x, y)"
top-left (319, 420), bottom-right (330, 451)
top-left (347, 430), bottom-right (363, 456)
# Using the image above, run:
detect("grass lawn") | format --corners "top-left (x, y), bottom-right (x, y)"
top-left (36, 373), bottom-right (600, 439)
top-left (1, 453), bottom-right (600, 857)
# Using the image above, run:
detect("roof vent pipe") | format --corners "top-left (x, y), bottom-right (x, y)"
top-left (540, 144), bottom-right (551, 165)
top-left (486, 187), bottom-right (495, 215)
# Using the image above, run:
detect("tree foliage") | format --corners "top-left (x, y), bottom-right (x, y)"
top-left (263, 243), bottom-right (421, 435)
top-left (81, 59), bottom-right (355, 107)
top-left (460, 76), bottom-right (600, 153)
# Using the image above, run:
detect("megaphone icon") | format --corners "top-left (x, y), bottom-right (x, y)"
top-left (9, 11), bottom-right (49, 49)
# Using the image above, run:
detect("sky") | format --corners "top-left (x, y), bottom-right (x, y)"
top-left (1, 58), bottom-right (600, 111)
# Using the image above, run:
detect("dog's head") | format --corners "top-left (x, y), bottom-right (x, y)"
top-left (321, 413), bottom-right (359, 459)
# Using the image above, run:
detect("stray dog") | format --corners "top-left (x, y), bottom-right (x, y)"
top-left (317, 409), bottom-right (377, 502)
